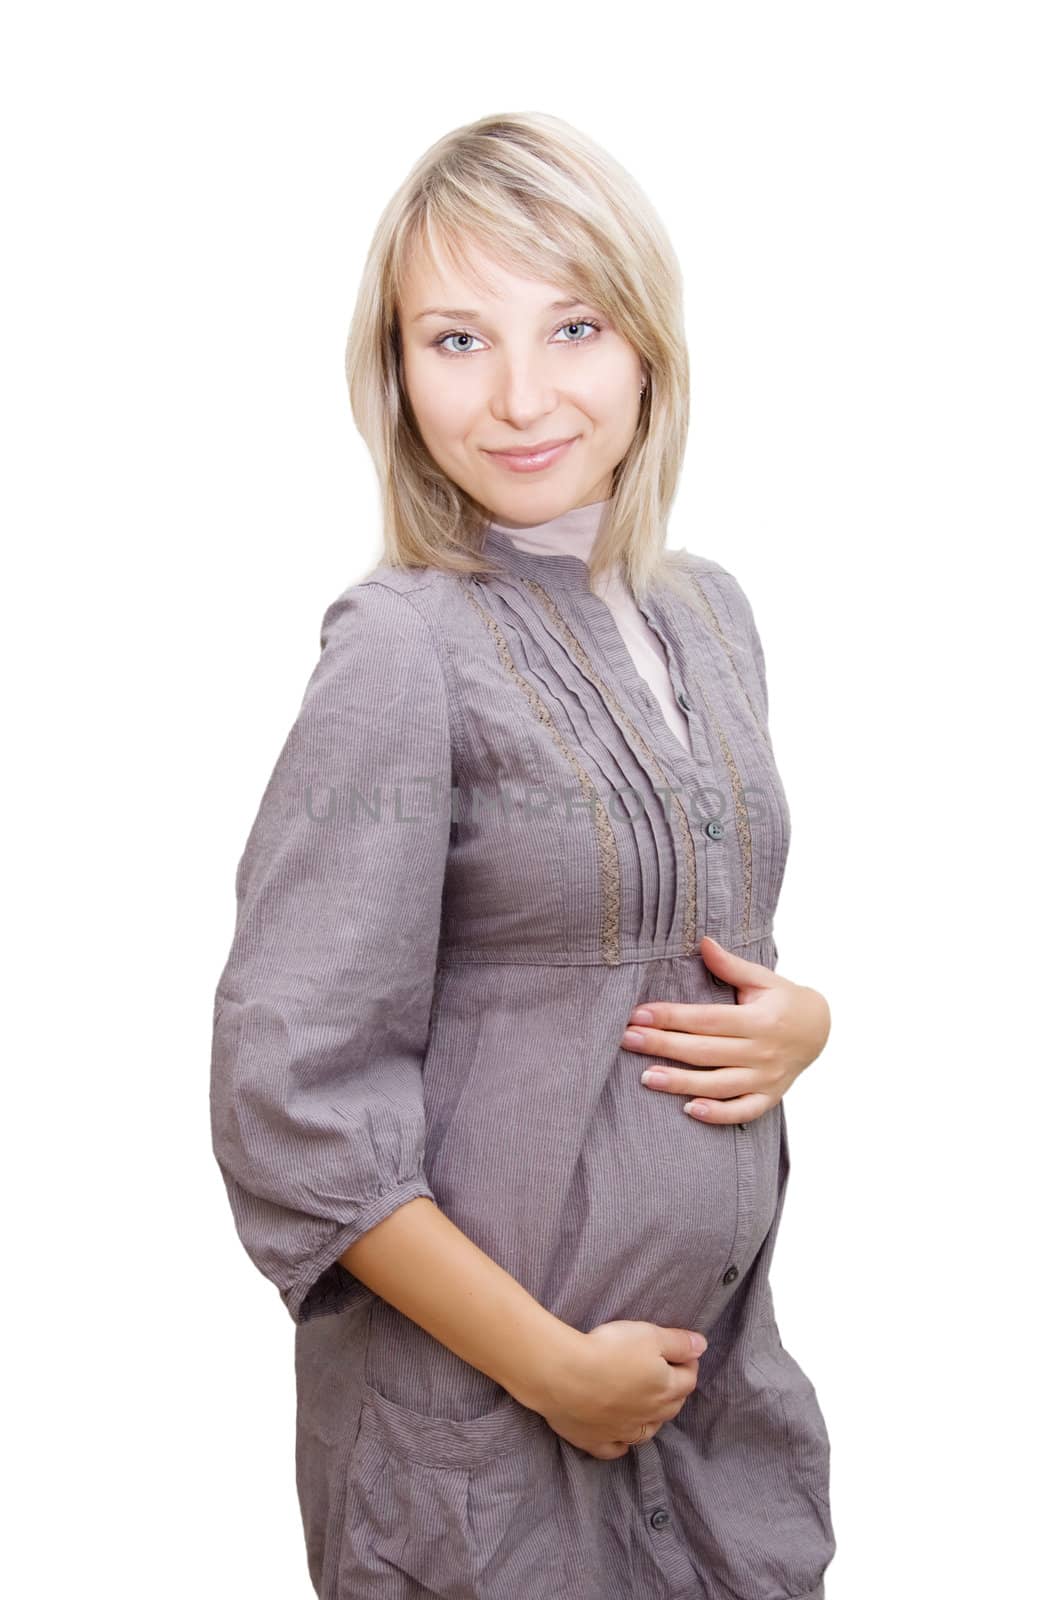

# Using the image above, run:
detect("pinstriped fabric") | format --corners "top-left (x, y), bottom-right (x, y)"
top-left (211, 537), bottom-right (835, 1600)
top-left (676, 571), bottom-right (770, 746)
top-left (701, 703), bottom-right (754, 946)
top-left (459, 579), bottom-right (622, 966)
top-left (662, 567), bottom-right (788, 950)
top-left (466, 571), bottom-right (689, 960)
top-left (451, 572), bottom-right (686, 963)
top-left (519, 576), bottom-right (699, 958)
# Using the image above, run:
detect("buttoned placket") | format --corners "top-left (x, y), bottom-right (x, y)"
top-left (475, 537), bottom-right (758, 1174)
top-left (558, 595), bottom-right (760, 1165)
top-left (634, 1434), bottom-right (706, 1599)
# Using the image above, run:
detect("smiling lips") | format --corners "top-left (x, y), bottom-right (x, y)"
top-left (485, 437), bottom-right (578, 473)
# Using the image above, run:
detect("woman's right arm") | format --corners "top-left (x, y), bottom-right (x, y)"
top-left (210, 579), bottom-right (702, 1447)
top-left (337, 1195), bottom-right (585, 1414)
top-left (339, 1197), bottom-right (706, 1455)
top-left (211, 581), bottom-right (456, 1326)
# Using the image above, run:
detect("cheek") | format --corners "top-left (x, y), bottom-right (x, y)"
top-left (406, 366), bottom-right (475, 449)
top-left (581, 394), bottom-right (640, 456)
top-left (572, 355), bottom-right (641, 429)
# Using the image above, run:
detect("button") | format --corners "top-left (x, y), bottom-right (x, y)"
top-left (649, 1509), bottom-right (671, 1531)
top-left (703, 820), bottom-right (724, 840)
top-left (722, 1264), bottom-right (739, 1285)
top-left (676, 690), bottom-right (693, 711)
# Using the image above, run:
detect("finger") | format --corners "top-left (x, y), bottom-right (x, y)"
top-left (623, 1026), bottom-right (764, 1069)
top-left (698, 939), bottom-right (779, 987)
top-left (683, 1092), bottom-right (774, 1125)
top-left (641, 1065), bottom-right (760, 1099)
top-left (626, 1001), bottom-right (755, 1039)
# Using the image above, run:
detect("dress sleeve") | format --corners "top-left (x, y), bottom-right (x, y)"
top-left (210, 580), bottom-right (452, 1324)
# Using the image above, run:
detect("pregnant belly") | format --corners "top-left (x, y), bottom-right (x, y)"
top-left (422, 957), bottom-right (783, 1337)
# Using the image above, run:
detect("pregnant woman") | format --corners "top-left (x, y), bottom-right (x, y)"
top-left (210, 111), bottom-right (837, 1600)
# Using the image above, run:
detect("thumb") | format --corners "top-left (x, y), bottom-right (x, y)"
top-left (700, 934), bottom-right (770, 986)
top-left (661, 1327), bottom-right (708, 1361)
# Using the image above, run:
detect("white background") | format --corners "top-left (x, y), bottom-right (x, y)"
top-left (5, 2), bottom-right (1060, 1594)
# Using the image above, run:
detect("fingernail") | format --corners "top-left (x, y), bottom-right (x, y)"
top-left (641, 1069), bottom-right (668, 1086)
top-left (630, 1007), bottom-right (655, 1024)
top-left (689, 1334), bottom-right (707, 1355)
top-left (621, 1029), bottom-right (644, 1046)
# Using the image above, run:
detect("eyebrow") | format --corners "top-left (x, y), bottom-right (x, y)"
top-left (412, 297), bottom-right (589, 323)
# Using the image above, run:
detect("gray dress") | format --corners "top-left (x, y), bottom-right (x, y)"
top-left (210, 526), bottom-right (837, 1600)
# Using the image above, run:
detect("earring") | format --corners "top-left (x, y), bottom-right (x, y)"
top-left (639, 378), bottom-right (647, 399)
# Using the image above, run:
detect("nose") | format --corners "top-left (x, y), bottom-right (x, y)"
top-left (489, 352), bottom-right (561, 432)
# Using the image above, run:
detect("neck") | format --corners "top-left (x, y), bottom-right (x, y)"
top-left (479, 498), bottom-right (614, 590)
top-left (488, 498), bottom-right (609, 555)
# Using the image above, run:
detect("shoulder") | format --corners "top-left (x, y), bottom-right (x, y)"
top-left (310, 566), bottom-right (465, 726)
top-left (664, 545), bottom-right (729, 581)
top-left (318, 563), bottom-right (463, 650)
top-left (662, 546), bottom-right (758, 634)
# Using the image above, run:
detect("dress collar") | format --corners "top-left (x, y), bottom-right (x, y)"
top-left (478, 498), bottom-right (614, 591)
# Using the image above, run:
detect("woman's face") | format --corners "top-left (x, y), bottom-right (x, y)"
top-left (397, 240), bottom-right (646, 528)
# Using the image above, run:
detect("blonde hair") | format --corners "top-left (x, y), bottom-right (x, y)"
top-left (344, 110), bottom-right (694, 603)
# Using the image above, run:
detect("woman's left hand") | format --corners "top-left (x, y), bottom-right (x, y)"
top-left (620, 936), bottom-right (830, 1125)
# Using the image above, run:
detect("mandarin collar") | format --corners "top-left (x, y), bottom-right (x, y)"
top-left (478, 497), bottom-right (614, 592)
top-left (477, 525), bottom-right (601, 590)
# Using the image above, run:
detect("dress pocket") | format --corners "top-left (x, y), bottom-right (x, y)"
top-left (355, 1371), bottom-right (544, 1470)
top-left (334, 1376), bottom-right (553, 1599)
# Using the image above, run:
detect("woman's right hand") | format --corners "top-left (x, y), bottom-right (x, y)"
top-left (535, 1320), bottom-right (707, 1459)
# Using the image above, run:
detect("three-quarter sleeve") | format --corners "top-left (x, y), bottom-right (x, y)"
top-left (210, 580), bottom-right (452, 1324)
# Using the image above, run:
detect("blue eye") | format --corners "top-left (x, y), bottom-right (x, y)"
top-left (432, 318), bottom-right (604, 358)
top-left (555, 319), bottom-right (602, 343)
top-left (435, 330), bottom-right (483, 355)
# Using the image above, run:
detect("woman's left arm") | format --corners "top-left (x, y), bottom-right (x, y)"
top-left (619, 935), bottom-right (830, 1124)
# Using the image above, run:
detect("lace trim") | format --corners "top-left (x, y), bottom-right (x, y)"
top-left (520, 578), bottom-right (699, 957)
top-left (672, 579), bottom-right (758, 943)
top-left (708, 710), bottom-right (753, 944)
top-left (461, 583), bottom-right (621, 966)
top-left (677, 576), bottom-right (769, 745)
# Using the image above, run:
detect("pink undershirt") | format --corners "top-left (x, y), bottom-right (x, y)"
top-left (487, 499), bottom-right (693, 756)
